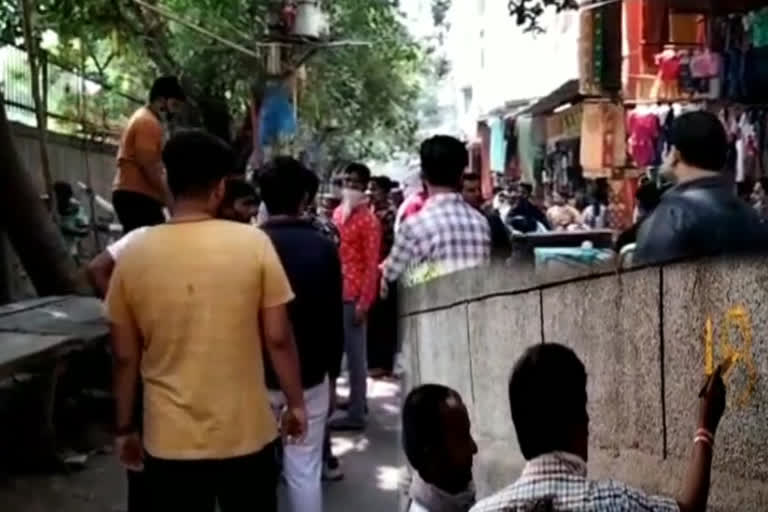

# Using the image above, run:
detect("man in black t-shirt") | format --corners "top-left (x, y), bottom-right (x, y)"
top-left (259, 158), bottom-right (345, 510)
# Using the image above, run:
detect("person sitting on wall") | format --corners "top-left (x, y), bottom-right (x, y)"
top-left (471, 343), bottom-right (726, 512)
top-left (403, 384), bottom-right (478, 512)
top-left (635, 111), bottom-right (768, 265)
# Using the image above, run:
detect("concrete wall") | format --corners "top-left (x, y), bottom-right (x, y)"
top-left (2, 123), bottom-right (118, 302)
top-left (10, 121), bottom-right (118, 200)
top-left (401, 257), bottom-right (768, 511)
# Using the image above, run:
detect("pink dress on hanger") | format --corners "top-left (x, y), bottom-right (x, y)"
top-left (628, 110), bottom-right (661, 167)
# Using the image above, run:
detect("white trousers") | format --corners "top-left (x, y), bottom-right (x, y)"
top-left (270, 378), bottom-right (330, 512)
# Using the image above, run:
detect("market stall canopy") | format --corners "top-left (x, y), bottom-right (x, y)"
top-left (521, 80), bottom-right (582, 116)
top-left (480, 99), bottom-right (535, 121)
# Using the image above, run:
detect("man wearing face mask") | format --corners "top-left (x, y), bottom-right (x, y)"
top-left (113, 76), bottom-right (185, 234)
top-left (330, 163), bottom-right (382, 431)
top-left (635, 111), bottom-right (768, 265)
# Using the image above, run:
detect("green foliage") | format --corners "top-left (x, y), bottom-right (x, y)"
top-left (0, 0), bottom-right (427, 160)
top-left (301, 0), bottom-right (425, 160)
top-left (508, 0), bottom-right (578, 33)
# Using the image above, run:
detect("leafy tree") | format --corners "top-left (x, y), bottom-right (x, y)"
top-left (0, 0), bottom-right (427, 162)
top-left (508, 0), bottom-right (579, 33)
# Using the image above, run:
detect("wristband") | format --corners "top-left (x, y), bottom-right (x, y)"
top-left (696, 428), bottom-right (715, 443)
top-left (694, 435), bottom-right (714, 449)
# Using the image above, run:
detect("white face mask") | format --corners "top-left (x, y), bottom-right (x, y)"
top-left (341, 188), bottom-right (366, 204)
top-left (340, 188), bottom-right (367, 222)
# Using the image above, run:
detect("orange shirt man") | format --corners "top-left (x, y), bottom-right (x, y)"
top-left (113, 76), bottom-right (185, 234)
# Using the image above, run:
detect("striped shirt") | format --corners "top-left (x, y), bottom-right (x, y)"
top-left (470, 452), bottom-right (679, 512)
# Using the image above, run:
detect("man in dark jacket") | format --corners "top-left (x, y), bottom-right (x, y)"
top-left (259, 157), bottom-right (344, 512)
top-left (636, 111), bottom-right (768, 265)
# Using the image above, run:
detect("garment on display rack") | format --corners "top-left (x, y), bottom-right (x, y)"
top-left (489, 116), bottom-right (507, 173)
top-left (516, 116), bottom-right (537, 185)
top-left (627, 106), bottom-right (661, 167)
top-left (626, 103), bottom-right (710, 169)
top-left (720, 105), bottom-right (768, 191)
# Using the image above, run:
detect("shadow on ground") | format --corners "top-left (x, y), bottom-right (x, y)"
top-left (0, 378), bottom-right (403, 512)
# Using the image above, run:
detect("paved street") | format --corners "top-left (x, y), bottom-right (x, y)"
top-left (0, 378), bottom-right (402, 512)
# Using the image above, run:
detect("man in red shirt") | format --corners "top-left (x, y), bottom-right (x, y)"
top-left (331, 163), bottom-right (381, 431)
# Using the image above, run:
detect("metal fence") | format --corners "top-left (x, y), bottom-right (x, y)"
top-left (0, 41), bottom-right (142, 142)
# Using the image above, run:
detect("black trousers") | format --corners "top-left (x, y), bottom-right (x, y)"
top-left (143, 442), bottom-right (279, 512)
top-left (367, 284), bottom-right (398, 373)
top-left (113, 190), bottom-right (165, 234)
top-left (126, 384), bottom-right (146, 512)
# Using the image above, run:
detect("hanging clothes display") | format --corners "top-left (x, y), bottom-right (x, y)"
top-left (477, 121), bottom-right (493, 199)
top-left (627, 107), bottom-right (661, 167)
top-left (489, 116), bottom-right (507, 174)
top-left (580, 102), bottom-right (626, 178)
top-left (505, 120), bottom-right (521, 180)
top-left (516, 116), bottom-right (536, 185)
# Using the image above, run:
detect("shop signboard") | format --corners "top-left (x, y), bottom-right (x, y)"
top-left (546, 104), bottom-right (583, 143)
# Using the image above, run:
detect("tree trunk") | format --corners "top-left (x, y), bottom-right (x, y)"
top-left (19, 0), bottom-right (56, 218)
top-left (0, 100), bottom-right (80, 296)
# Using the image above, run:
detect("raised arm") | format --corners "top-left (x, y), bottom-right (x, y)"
top-left (677, 365), bottom-right (726, 512)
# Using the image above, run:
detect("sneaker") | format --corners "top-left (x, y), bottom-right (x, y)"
top-left (322, 456), bottom-right (344, 481)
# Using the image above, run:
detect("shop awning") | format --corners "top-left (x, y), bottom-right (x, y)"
top-left (480, 98), bottom-right (535, 121)
top-left (521, 80), bottom-right (582, 116)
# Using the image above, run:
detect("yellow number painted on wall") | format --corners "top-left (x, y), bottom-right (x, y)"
top-left (702, 306), bottom-right (759, 408)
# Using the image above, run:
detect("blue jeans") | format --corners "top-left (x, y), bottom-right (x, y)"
top-left (344, 302), bottom-right (367, 423)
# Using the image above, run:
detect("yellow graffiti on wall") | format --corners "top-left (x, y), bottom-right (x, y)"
top-left (703, 306), bottom-right (759, 408)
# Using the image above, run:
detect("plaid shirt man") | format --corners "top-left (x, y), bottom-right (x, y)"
top-left (383, 193), bottom-right (491, 286)
top-left (471, 452), bottom-right (679, 512)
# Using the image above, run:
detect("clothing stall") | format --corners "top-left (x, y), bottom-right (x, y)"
top-left (623, 0), bottom-right (768, 200)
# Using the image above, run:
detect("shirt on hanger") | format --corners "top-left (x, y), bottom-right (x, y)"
top-left (628, 109), bottom-right (661, 167)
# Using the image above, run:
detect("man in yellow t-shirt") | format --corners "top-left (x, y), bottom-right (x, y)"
top-left (106, 130), bottom-right (306, 512)
top-left (113, 76), bottom-right (185, 234)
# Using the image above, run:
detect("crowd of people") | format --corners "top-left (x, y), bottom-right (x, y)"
top-left (93, 75), bottom-right (499, 512)
top-left (92, 75), bottom-right (768, 512)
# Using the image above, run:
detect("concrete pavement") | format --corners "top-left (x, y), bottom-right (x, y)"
top-left (0, 377), bottom-right (403, 511)
top-left (321, 378), bottom-right (401, 512)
